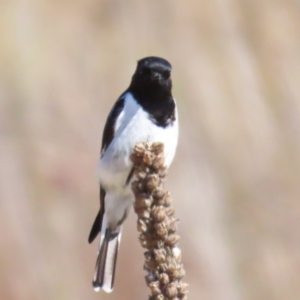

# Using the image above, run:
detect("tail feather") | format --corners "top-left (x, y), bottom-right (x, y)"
top-left (92, 216), bottom-right (122, 293)
top-left (88, 209), bottom-right (103, 244)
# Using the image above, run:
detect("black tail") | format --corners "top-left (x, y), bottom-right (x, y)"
top-left (88, 209), bottom-right (103, 244)
top-left (93, 226), bottom-right (121, 293)
top-left (89, 186), bottom-right (106, 243)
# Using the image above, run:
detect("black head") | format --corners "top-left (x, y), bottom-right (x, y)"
top-left (127, 57), bottom-right (175, 127)
top-left (129, 56), bottom-right (172, 93)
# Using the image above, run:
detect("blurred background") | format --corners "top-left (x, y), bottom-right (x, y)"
top-left (1, 1), bottom-right (300, 299)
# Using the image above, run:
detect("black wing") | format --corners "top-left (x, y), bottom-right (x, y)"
top-left (88, 95), bottom-right (125, 243)
top-left (100, 96), bottom-right (125, 155)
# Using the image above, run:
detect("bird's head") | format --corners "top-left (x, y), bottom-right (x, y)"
top-left (131, 56), bottom-right (172, 91)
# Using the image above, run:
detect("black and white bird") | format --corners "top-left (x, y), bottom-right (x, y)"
top-left (88, 56), bottom-right (178, 292)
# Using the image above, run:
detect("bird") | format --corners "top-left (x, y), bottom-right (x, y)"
top-left (88, 56), bottom-right (179, 293)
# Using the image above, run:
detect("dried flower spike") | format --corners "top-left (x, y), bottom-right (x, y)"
top-left (131, 143), bottom-right (188, 299)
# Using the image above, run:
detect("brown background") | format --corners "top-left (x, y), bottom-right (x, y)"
top-left (1, 1), bottom-right (300, 299)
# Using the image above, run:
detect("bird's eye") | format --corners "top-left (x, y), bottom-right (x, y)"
top-left (162, 70), bottom-right (170, 79)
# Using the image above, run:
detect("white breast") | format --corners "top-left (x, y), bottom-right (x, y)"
top-left (98, 93), bottom-right (178, 193)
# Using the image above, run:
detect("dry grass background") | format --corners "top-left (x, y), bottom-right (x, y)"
top-left (0, 1), bottom-right (300, 299)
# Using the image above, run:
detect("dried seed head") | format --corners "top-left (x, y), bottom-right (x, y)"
top-left (152, 206), bottom-right (166, 223)
top-left (135, 142), bottom-right (146, 151)
top-left (165, 234), bottom-right (180, 247)
top-left (139, 235), bottom-right (150, 248)
top-left (144, 259), bottom-right (157, 271)
top-left (146, 174), bottom-right (160, 191)
top-left (151, 142), bottom-right (164, 154)
top-left (177, 267), bottom-right (186, 279)
top-left (130, 143), bottom-right (146, 163)
top-left (169, 218), bottom-right (178, 234)
top-left (136, 171), bottom-right (147, 180)
top-left (154, 222), bottom-right (168, 238)
top-left (163, 192), bottom-right (172, 206)
top-left (131, 142), bottom-right (187, 299)
top-left (158, 262), bottom-right (169, 273)
top-left (135, 196), bottom-right (152, 209)
top-left (138, 209), bottom-right (150, 219)
top-left (131, 181), bottom-right (141, 194)
top-left (177, 283), bottom-right (189, 297)
top-left (169, 265), bottom-right (185, 280)
top-left (166, 261), bottom-right (177, 274)
top-left (158, 167), bottom-right (168, 178)
top-left (153, 248), bottom-right (166, 263)
top-left (154, 295), bottom-right (165, 300)
top-left (145, 272), bottom-right (156, 284)
top-left (152, 155), bottom-right (165, 170)
top-left (143, 151), bottom-right (154, 165)
top-left (165, 207), bottom-right (175, 217)
top-left (159, 273), bottom-right (170, 285)
top-left (144, 251), bottom-right (152, 260)
top-left (137, 219), bottom-right (147, 233)
top-left (172, 246), bottom-right (182, 261)
top-left (164, 282), bottom-right (178, 298)
top-left (153, 188), bottom-right (166, 201)
top-left (149, 281), bottom-right (161, 296)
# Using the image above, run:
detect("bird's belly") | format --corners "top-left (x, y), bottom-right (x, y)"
top-left (98, 110), bottom-right (178, 192)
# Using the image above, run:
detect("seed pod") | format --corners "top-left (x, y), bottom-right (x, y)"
top-left (149, 281), bottom-right (161, 296)
top-left (163, 192), bottom-right (172, 206)
top-left (146, 174), bottom-right (160, 191)
top-left (143, 152), bottom-right (154, 165)
top-left (137, 219), bottom-right (147, 232)
top-left (151, 142), bottom-right (164, 154)
top-left (153, 248), bottom-right (166, 263)
top-left (152, 206), bottom-right (166, 222)
top-left (159, 273), bottom-right (170, 285)
top-left (154, 222), bottom-right (168, 238)
top-left (164, 282), bottom-right (178, 298)
top-left (165, 234), bottom-right (180, 247)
